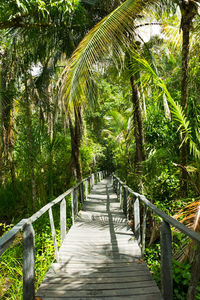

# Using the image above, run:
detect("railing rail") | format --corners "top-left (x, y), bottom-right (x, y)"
top-left (0, 170), bottom-right (106, 300)
top-left (113, 174), bottom-right (200, 300)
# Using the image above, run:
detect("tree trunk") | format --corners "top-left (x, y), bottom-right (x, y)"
top-left (130, 75), bottom-right (145, 192)
top-left (68, 106), bottom-right (83, 182)
top-left (24, 74), bottom-right (37, 208)
top-left (187, 243), bottom-right (200, 300)
top-left (180, 0), bottom-right (196, 197)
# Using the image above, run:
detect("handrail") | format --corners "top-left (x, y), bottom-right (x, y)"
top-left (0, 170), bottom-right (106, 300)
top-left (112, 174), bottom-right (200, 300)
top-left (114, 175), bottom-right (200, 243)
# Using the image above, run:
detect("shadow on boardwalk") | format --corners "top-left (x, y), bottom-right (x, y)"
top-left (36, 178), bottom-right (163, 300)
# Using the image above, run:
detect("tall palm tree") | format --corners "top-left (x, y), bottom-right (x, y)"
top-left (60, 1), bottom-right (200, 299)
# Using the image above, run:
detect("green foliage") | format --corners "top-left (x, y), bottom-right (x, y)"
top-left (145, 243), bottom-right (200, 300)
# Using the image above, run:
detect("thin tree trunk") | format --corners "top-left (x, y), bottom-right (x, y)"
top-left (68, 106), bottom-right (83, 182)
top-left (24, 74), bottom-right (37, 208)
top-left (180, 0), bottom-right (196, 197)
top-left (187, 243), bottom-right (200, 300)
top-left (130, 75), bottom-right (145, 192)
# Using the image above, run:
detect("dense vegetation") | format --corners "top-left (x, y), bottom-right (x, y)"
top-left (0, 0), bottom-right (200, 299)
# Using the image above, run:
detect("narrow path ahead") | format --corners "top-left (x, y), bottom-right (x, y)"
top-left (36, 178), bottom-right (163, 299)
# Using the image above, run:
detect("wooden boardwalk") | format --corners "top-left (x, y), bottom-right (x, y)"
top-left (36, 177), bottom-right (163, 300)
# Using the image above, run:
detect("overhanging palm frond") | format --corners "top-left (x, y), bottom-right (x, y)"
top-left (60, 0), bottom-right (156, 108)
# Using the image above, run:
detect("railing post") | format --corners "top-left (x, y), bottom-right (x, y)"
top-left (116, 180), bottom-right (118, 195)
top-left (123, 186), bottom-right (127, 215)
top-left (23, 223), bottom-right (35, 300)
top-left (89, 176), bottom-right (91, 192)
top-left (134, 197), bottom-right (141, 244)
top-left (160, 220), bottom-right (173, 300)
top-left (71, 191), bottom-right (74, 224)
top-left (80, 182), bottom-right (84, 204)
top-left (60, 198), bottom-right (66, 244)
top-left (74, 188), bottom-right (78, 216)
top-left (49, 207), bottom-right (59, 262)
top-left (85, 180), bottom-right (88, 200)
top-left (141, 205), bottom-right (147, 256)
top-left (93, 173), bottom-right (95, 186)
top-left (119, 183), bottom-right (122, 208)
top-left (126, 189), bottom-right (130, 222)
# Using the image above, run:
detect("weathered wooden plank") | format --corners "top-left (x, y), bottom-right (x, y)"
top-left (71, 191), bottom-right (75, 224)
top-left (0, 219), bottom-right (27, 256)
top-left (36, 178), bottom-right (162, 300)
top-left (23, 223), bottom-right (35, 300)
top-left (134, 197), bottom-right (141, 244)
top-left (45, 270), bottom-right (151, 279)
top-left (160, 220), bottom-right (173, 300)
top-left (80, 182), bottom-right (84, 203)
top-left (84, 180), bottom-right (88, 200)
top-left (37, 286), bottom-right (161, 297)
top-left (43, 274), bottom-right (153, 284)
top-left (142, 204), bottom-right (147, 256)
top-left (73, 188), bottom-right (78, 217)
top-left (39, 280), bottom-right (157, 291)
top-left (49, 207), bottom-right (59, 262)
top-left (60, 198), bottom-right (66, 244)
top-left (37, 295), bottom-right (163, 300)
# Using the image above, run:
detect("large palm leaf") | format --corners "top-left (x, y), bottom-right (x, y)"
top-left (60, 0), bottom-right (157, 107)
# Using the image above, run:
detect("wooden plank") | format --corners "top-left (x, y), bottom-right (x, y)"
top-left (73, 188), bottom-right (78, 217)
top-left (84, 180), bottom-right (88, 200)
top-left (43, 274), bottom-right (153, 284)
top-left (38, 295), bottom-right (163, 300)
top-left (160, 220), bottom-right (173, 300)
top-left (71, 191), bottom-right (75, 224)
top-left (49, 207), bottom-right (59, 262)
top-left (23, 223), bottom-right (35, 300)
top-left (134, 197), bottom-right (141, 244)
top-left (36, 178), bottom-right (162, 300)
top-left (0, 219), bottom-right (27, 256)
top-left (38, 280), bottom-right (157, 291)
top-left (142, 204), bottom-right (147, 256)
top-left (45, 270), bottom-right (151, 279)
top-left (37, 286), bottom-right (161, 297)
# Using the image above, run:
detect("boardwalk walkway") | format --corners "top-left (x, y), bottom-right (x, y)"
top-left (36, 177), bottom-right (163, 299)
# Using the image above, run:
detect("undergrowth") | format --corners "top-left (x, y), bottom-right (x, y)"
top-left (145, 240), bottom-right (200, 299)
top-left (0, 207), bottom-right (72, 299)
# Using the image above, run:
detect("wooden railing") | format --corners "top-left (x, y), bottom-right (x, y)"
top-left (0, 171), bottom-right (106, 300)
top-left (113, 174), bottom-right (200, 300)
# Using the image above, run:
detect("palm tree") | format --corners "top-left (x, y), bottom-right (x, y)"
top-left (60, 1), bottom-right (200, 299)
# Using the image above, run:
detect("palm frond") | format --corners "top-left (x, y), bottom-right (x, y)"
top-left (60, 0), bottom-right (157, 108)
top-left (174, 199), bottom-right (200, 232)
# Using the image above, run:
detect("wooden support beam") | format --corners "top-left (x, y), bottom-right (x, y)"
top-left (49, 207), bottom-right (59, 262)
top-left (80, 182), bottom-right (84, 204)
top-left (85, 180), bottom-right (88, 200)
top-left (119, 183), bottom-right (122, 208)
top-left (74, 188), bottom-right (78, 216)
top-left (123, 186), bottom-right (127, 216)
top-left (60, 198), bottom-right (66, 244)
top-left (160, 220), bottom-right (173, 300)
top-left (134, 197), bottom-right (141, 244)
top-left (23, 223), bottom-right (35, 300)
top-left (71, 191), bottom-right (75, 224)
top-left (142, 205), bottom-right (147, 256)
top-left (126, 188), bottom-right (129, 221)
